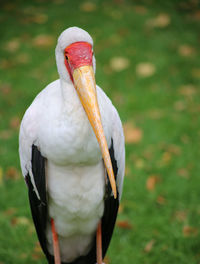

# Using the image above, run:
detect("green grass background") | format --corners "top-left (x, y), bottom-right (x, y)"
top-left (0, 0), bottom-right (200, 263)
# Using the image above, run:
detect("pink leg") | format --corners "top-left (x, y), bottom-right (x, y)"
top-left (51, 218), bottom-right (61, 264)
top-left (96, 221), bottom-right (103, 264)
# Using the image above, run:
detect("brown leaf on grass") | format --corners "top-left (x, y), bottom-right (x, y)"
top-left (110, 57), bottom-right (130, 72)
top-left (179, 85), bottom-right (196, 97)
top-left (134, 5), bottom-right (148, 15)
top-left (0, 59), bottom-right (14, 69)
top-left (135, 158), bottom-right (145, 169)
top-left (80, 2), bottom-right (97, 12)
top-left (118, 204), bottom-right (124, 214)
top-left (162, 152), bottom-right (171, 163)
top-left (157, 195), bottom-right (166, 205)
top-left (136, 62), bottom-right (155, 77)
top-left (10, 116), bottom-right (20, 130)
top-left (16, 53), bottom-right (30, 64)
top-left (0, 83), bottom-right (11, 95)
top-left (148, 109), bottom-right (163, 119)
top-left (146, 175), bottom-right (160, 191)
top-left (6, 167), bottom-right (20, 180)
top-left (32, 241), bottom-right (43, 260)
top-left (144, 239), bottom-right (155, 253)
top-left (103, 256), bottom-right (110, 264)
top-left (123, 122), bottom-right (143, 144)
top-left (167, 144), bottom-right (181, 155)
top-left (5, 38), bottom-right (20, 52)
top-left (33, 35), bottom-right (54, 48)
top-left (11, 216), bottom-right (30, 226)
top-left (174, 210), bottom-right (187, 222)
top-left (183, 226), bottom-right (198, 237)
top-left (0, 130), bottom-right (13, 139)
top-left (174, 100), bottom-right (186, 111)
top-left (178, 45), bottom-right (195, 57)
top-left (147, 13), bottom-right (171, 28)
top-left (3, 207), bottom-right (17, 216)
top-left (32, 14), bottom-right (48, 24)
top-left (116, 220), bottom-right (132, 229)
top-left (177, 168), bottom-right (189, 179)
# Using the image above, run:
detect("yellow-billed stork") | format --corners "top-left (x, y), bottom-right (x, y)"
top-left (19, 27), bottom-right (125, 264)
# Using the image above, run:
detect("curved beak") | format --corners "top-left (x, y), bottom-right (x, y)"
top-left (73, 65), bottom-right (117, 199)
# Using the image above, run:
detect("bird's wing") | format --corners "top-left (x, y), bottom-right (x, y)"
top-left (19, 101), bottom-right (54, 263)
top-left (101, 103), bottom-right (125, 258)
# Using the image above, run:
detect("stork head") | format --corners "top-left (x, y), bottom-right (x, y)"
top-left (55, 27), bottom-right (117, 198)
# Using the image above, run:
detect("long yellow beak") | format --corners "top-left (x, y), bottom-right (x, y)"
top-left (73, 65), bottom-right (117, 199)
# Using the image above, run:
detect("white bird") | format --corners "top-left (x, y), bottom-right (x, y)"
top-left (19, 27), bottom-right (125, 264)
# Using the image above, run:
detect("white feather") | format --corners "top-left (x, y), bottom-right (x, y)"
top-left (19, 27), bottom-right (125, 262)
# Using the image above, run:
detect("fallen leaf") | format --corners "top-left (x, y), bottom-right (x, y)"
top-left (177, 168), bottom-right (189, 179)
top-left (103, 256), bottom-right (110, 264)
top-left (0, 59), bottom-right (14, 69)
top-left (134, 5), bottom-right (147, 14)
top-left (0, 130), bottom-right (13, 139)
top-left (110, 57), bottom-right (130, 72)
top-left (135, 158), bottom-right (145, 169)
top-left (32, 14), bottom-right (48, 24)
top-left (80, 2), bottom-right (97, 12)
top-left (148, 109), bottom-right (163, 119)
top-left (0, 83), bottom-right (11, 95)
top-left (157, 195), bottom-right (166, 205)
top-left (118, 204), bottom-right (124, 214)
top-left (123, 122), bottom-right (143, 144)
top-left (5, 38), bottom-right (20, 52)
top-left (144, 239), bottom-right (155, 253)
top-left (31, 242), bottom-right (43, 260)
top-left (116, 220), bottom-right (132, 229)
top-left (174, 210), bottom-right (187, 222)
top-left (178, 45), bottom-right (195, 57)
top-left (136, 62), bottom-right (155, 77)
top-left (181, 134), bottom-right (190, 144)
top-left (10, 116), bottom-right (20, 129)
top-left (167, 144), bottom-right (181, 155)
top-left (148, 13), bottom-right (171, 28)
top-left (16, 53), bottom-right (30, 64)
top-left (174, 100), bottom-right (186, 111)
top-left (33, 35), bottom-right (54, 48)
top-left (179, 85), bottom-right (196, 96)
top-left (4, 207), bottom-right (17, 216)
top-left (183, 225), bottom-right (198, 237)
top-left (162, 152), bottom-right (171, 163)
top-left (6, 167), bottom-right (20, 180)
top-left (146, 175), bottom-right (160, 191)
top-left (11, 216), bottom-right (30, 226)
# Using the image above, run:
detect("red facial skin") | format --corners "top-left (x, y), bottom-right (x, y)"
top-left (64, 42), bottom-right (93, 82)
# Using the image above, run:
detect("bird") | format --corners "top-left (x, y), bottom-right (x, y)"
top-left (19, 27), bottom-right (125, 264)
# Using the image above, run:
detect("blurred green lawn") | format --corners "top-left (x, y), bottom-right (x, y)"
top-left (0, 0), bottom-right (200, 263)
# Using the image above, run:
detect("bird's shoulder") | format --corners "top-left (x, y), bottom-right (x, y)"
top-left (19, 79), bottom-right (60, 176)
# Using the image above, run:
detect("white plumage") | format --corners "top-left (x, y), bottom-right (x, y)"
top-left (19, 27), bottom-right (125, 263)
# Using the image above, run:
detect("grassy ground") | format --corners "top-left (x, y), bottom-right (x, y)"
top-left (0, 0), bottom-right (200, 263)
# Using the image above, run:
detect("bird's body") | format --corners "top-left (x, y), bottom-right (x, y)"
top-left (19, 27), bottom-right (125, 264)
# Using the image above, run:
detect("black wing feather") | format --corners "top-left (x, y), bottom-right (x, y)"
top-left (25, 145), bottom-right (54, 263)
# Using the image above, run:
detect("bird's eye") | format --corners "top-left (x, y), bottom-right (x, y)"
top-left (65, 55), bottom-right (68, 61)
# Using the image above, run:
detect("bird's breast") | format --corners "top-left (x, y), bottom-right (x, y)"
top-left (47, 161), bottom-right (105, 236)
top-left (38, 96), bottom-right (102, 165)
